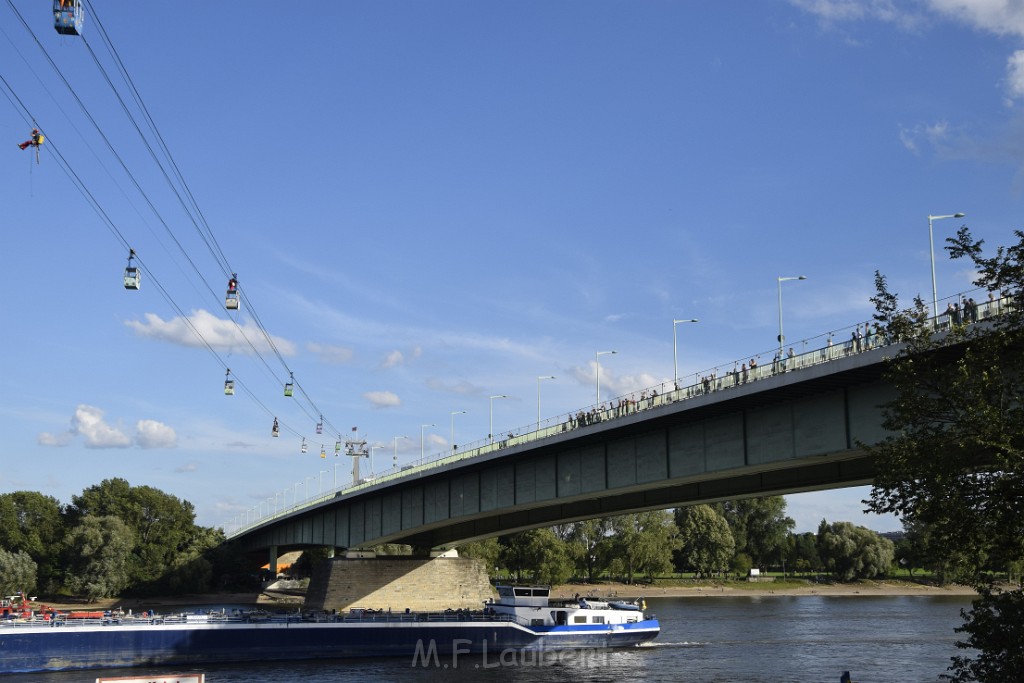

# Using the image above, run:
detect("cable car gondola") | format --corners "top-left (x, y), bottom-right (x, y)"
top-left (315, 417), bottom-right (323, 435)
top-left (224, 369), bottom-right (234, 396)
top-left (272, 418), bottom-right (280, 437)
top-left (319, 445), bottom-right (326, 459)
top-left (300, 438), bottom-right (307, 454)
top-left (53, 0), bottom-right (84, 36)
top-left (284, 373), bottom-right (294, 397)
top-left (334, 441), bottom-right (341, 456)
top-left (123, 249), bottom-right (140, 290)
top-left (226, 274), bottom-right (239, 310)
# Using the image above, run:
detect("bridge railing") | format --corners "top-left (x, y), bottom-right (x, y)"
top-left (225, 288), bottom-right (1011, 537)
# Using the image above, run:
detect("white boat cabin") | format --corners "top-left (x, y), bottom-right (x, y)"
top-left (489, 586), bottom-right (645, 627)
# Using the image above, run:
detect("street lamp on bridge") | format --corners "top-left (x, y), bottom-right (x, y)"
top-left (595, 350), bottom-right (617, 405)
top-left (537, 375), bottom-right (555, 425)
top-left (928, 212), bottom-right (966, 319)
top-left (392, 435), bottom-right (408, 469)
top-left (777, 276), bottom-right (807, 356)
top-left (450, 410), bottom-right (466, 451)
top-left (673, 319), bottom-right (698, 387)
top-left (489, 395), bottom-right (508, 442)
top-left (370, 445), bottom-right (384, 474)
top-left (420, 424), bottom-right (435, 462)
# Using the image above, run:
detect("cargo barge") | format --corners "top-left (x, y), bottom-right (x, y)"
top-left (0, 586), bottom-right (659, 673)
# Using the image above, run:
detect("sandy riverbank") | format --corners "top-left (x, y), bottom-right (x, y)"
top-left (36, 580), bottom-right (976, 611)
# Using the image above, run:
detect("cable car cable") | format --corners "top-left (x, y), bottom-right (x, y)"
top-left (4, 4), bottom-right (326, 444)
top-left (1, 70), bottom-right (311, 444)
top-left (85, 0), bottom-right (232, 276)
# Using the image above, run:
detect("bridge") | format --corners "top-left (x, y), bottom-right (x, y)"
top-left (227, 292), bottom-right (1000, 557)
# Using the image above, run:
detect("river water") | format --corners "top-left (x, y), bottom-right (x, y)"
top-left (7, 595), bottom-right (972, 683)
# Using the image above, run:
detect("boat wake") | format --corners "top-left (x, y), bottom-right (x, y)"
top-left (638, 641), bottom-right (704, 649)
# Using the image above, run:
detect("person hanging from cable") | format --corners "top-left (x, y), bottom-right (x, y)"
top-left (17, 128), bottom-right (44, 151)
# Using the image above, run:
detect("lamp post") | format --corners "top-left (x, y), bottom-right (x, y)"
top-left (672, 319), bottom-right (698, 387)
top-left (595, 350), bottom-right (617, 405)
top-left (392, 435), bottom-right (408, 469)
top-left (928, 212), bottom-right (966, 319)
top-left (334, 462), bottom-right (344, 489)
top-left (777, 276), bottom-right (807, 356)
top-left (537, 375), bottom-right (555, 424)
top-left (318, 470), bottom-right (328, 495)
top-left (450, 410), bottom-right (466, 450)
top-left (420, 424), bottom-right (435, 462)
top-left (305, 476), bottom-right (314, 501)
top-left (370, 445), bottom-right (383, 474)
top-left (489, 395), bottom-right (508, 441)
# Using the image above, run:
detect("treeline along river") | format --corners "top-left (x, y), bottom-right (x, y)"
top-left (5, 595), bottom-right (971, 683)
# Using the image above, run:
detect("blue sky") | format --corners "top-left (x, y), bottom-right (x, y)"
top-left (2, 0), bottom-right (1021, 535)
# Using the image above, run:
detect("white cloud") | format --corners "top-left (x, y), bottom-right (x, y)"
top-left (135, 419), bottom-right (177, 449)
top-left (927, 0), bottom-right (1024, 38)
top-left (126, 309), bottom-right (296, 356)
top-left (383, 347), bottom-right (424, 368)
top-left (38, 406), bottom-right (177, 449)
top-left (307, 342), bottom-right (354, 364)
top-left (363, 391), bottom-right (401, 408)
top-left (71, 405), bottom-right (131, 449)
top-left (789, 0), bottom-right (922, 28)
top-left (569, 363), bottom-right (667, 406)
top-left (793, 0), bottom-right (1024, 37)
top-left (38, 430), bottom-right (72, 446)
top-left (1005, 50), bottom-right (1024, 102)
top-left (898, 120), bottom-right (951, 153)
top-left (382, 350), bottom-right (404, 368)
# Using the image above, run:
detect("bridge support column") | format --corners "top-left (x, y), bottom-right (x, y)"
top-left (268, 545), bottom-right (278, 579)
top-left (305, 555), bottom-right (494, 612)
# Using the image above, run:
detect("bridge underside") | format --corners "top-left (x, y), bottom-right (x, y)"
top-left (238, 356), bottom-right (894, 554)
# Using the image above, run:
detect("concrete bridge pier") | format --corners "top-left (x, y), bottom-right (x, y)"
top-left (304, 551), bottom-right (494, 612)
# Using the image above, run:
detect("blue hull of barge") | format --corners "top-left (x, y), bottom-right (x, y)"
top-left (0, 619), bottom-right (660, 673)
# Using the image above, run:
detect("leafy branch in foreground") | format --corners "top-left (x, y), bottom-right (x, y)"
top-left (867, 228), bottom-right (1024, 682)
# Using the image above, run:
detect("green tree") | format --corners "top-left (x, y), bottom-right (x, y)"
top-left (0, 492), bottom-right (65, 591)
top-left (500, 528), bottom-right (573, 585)
top-left (565, 518), bottom-right (614, 583)
top-left (947, 586), bottom-right (1024, 683)
top-left (868, 228), bottom-right (1024, 681)
top-left (714, 496), bottom-right (795, 570)
top-left (730, 552), bottom-right (753, 579)
top-left (0, 548), bottom-right (38, 596)
top-left (787, 532), bottom-right (822, 576)
top-left (63, 515), bottom-right (135, 600)
top-left (675, 505), bottom-right (735, 578)
top-left (608, 511), bottom-right (680, 583)
top-left (816, 520), bottom-right (894, 582)
top-left (459, 537), bottom-right (502, 577)
top-left (67, 478), bottom-right (201, 587)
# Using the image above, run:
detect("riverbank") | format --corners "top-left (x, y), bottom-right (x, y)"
top-left (551, 579), bottom-right (978, 600)
top-left (36, 579), bottom-right (975, 611)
